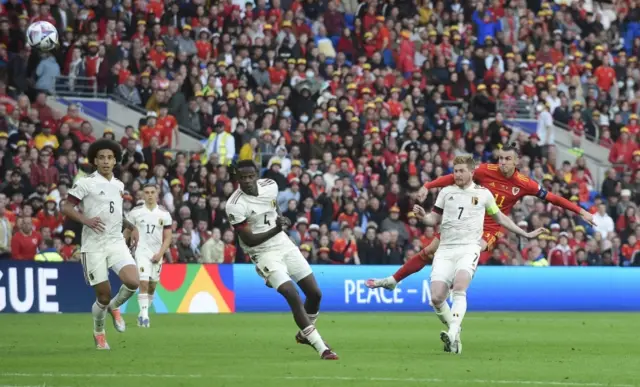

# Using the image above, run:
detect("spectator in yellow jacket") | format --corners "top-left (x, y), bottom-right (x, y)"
top-left (34, 123), bottom-right (59, 150)
top-left (238, 137), bottom-right (261, 165)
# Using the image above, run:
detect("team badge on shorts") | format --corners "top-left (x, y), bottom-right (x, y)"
top-left (472, 197), bottom-right (479, 205)
top-left (140, 267), bottom-right (144, 273)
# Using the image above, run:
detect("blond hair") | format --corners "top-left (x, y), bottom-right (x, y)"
top-left (452, 155), bottom-right (475, 171)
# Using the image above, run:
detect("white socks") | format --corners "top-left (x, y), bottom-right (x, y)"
top-left (138, 293), bottom-right (155, 318)
top-left (92, 301), bottom-right (107, 334)
top-left (433, 301), bottom-right (453, 328)
top-left (308, 312), bottom-right (319, 326)
top-left (109, 285), bottom-right (137, 310)
top-left (302, 325), bottom-right (328, 354)
top-left (138, 294), bottom-right (149, 318)
top-left (449, 290), bottom-right (467, 335)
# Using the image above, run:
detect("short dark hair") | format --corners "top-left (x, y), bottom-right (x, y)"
top-left (143, 183), bottom-right (158, 190)
top-left (236, 160), bottom-right (258, 171)
top-left (501, 142), bottom-right (519, 155)
top-left (88, 139), bottom-right (122, 165)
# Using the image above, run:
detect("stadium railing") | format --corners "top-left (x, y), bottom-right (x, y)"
top-left (54, 76), bottom-right (106, 98)
top-left (53, 76), bottom-right (206, 141)
top-left (497, 100), bottom-right (536, 120)
top-left (109, 93), bottom-right (205, 141)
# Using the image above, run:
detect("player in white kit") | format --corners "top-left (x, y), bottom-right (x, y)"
top-left (62, 139), bottom-right (141, 350)
top-left (125, 184), bottom-right (172, 328)
top-left (226, 160), bottom-right (338, 360)
top-left (413, 155), bottom-right (545, 354)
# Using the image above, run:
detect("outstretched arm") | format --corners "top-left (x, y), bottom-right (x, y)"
top-left (544, 192), bottom-right (595, 226)
top-left (424, 174), bottom-right (456, 190)
top-left (417, 174), bottom-right (455, 201)
top-left (491, 211), bottom-right (546, 239)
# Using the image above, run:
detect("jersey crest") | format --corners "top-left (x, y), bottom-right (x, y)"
top-left (271, 199), bottom-right (276, 208)
top-left (512, 187), bottom-right (520, 196)
top-left (472, 196), bottom-right (479, 205)
top-left (159, 219), bottom-right (164, 226)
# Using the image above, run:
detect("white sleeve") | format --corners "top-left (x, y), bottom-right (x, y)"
top-left (434, 187), bottom-right (447, 211)
top-left (226, 202), bottom-right (248, 226)
top-left (125, 210), bottom-right (136, 225)
top-left (68, 178), bottom-right (89, 202)
top-left (163, 212), bottom-right (173, 229)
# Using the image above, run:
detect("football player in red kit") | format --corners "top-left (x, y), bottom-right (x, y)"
top-left (367, 145), bottom-right (595, 290)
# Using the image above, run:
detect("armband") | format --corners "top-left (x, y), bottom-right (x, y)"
top-left (486, 203), bottom-right (500, 216)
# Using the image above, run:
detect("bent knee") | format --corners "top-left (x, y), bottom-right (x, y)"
top-left (277, 282), bottom-right (300, 298)
top-left (97, 295), bottom-right (111, 306)
top-left (124, 278), bottom-right (140, 291)
top-left (430, 293), bottom-right (448, 307)
top-left (306, 287), bottom-right (322, 303)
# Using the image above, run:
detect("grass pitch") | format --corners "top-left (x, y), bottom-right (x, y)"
top-left (0, 313), bottom-right (638, 387)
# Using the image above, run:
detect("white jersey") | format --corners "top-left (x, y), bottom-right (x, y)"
top-left (226, 178), bottom-right (292, 256)
top-left (126, 204), bottom-right (173, 256)
top-left (68, 172), bottom-right (126, 253)
top-left (434, 184), bottom-right (498, 247)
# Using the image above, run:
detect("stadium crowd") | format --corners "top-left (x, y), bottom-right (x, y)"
top-left (0, 0), bottom-right (638, 266)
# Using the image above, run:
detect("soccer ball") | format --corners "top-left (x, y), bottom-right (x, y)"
top-left (26, 21), bottom-right (59, 52)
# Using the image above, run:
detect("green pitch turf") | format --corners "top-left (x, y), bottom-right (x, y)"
top-left (0, 313), bottom-right (638, 387)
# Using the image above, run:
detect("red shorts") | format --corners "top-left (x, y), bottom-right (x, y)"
top-left (482, 229), bottom-right (505, 251)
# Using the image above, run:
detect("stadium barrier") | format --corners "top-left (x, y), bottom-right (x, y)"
top-left (1, 261), bottom-right (639, 313)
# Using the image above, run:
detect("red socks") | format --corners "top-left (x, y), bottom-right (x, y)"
top-left (392, 254), bottom-right (428, 282)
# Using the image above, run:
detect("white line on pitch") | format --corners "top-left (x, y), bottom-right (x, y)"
top-left (1, 372), bottom-right (635, 387)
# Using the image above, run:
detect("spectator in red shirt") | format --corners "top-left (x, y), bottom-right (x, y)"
top-left (30, 148), bottom-right (59, 188)
top-left (11, 216), bottom-right (41, 260)
top-left (548, 233), bottom-right (578, 266)
top-left (75, 121), bottom-right (96, 144)
top-left (609, 128), bottom-right (638, 170)
top-left (141, 111), bottom-right (164, 148)
top-left (594, 58), bottom-right (616, 93)
top-left (36, 196), bottom-right (63, 232)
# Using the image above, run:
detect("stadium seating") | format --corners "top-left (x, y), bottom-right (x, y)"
top-left (0, 0), bottom-right (637, 266)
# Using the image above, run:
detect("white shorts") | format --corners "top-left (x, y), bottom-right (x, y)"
top-left (430, 245), bottom-right (481, 287)
top-left (253, 246), bottom-right (313, 289)
top-left (81, 240), bottom-right (136, 286)
top-left (135, 251), bottom-right (162, 282)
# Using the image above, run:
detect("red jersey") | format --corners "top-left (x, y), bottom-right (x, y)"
top-left (11, 231), bottom-right (42, 260)
top-left (548, 246), bottom-right (578, 266)
top-left (195, 40), bottom-right (212, 60)
top-left (157, 115), bottom-right (178, 147)
top-left (569, 119), bottom-right (585, 136)
top-left (332, 238), bottom-right (358, 263)
top-left (37, 211), bottom-right (63, 231)
top-left (140, 125), bottom-right (163, 147)
top-left (60, 244), bottom-right (78, 261)
top-left (425, 163), bottom-right (582, 233)
top-left (337, 212), bottom-right (359, 229)
top-left (223, 243), bottom-right (237, 264)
